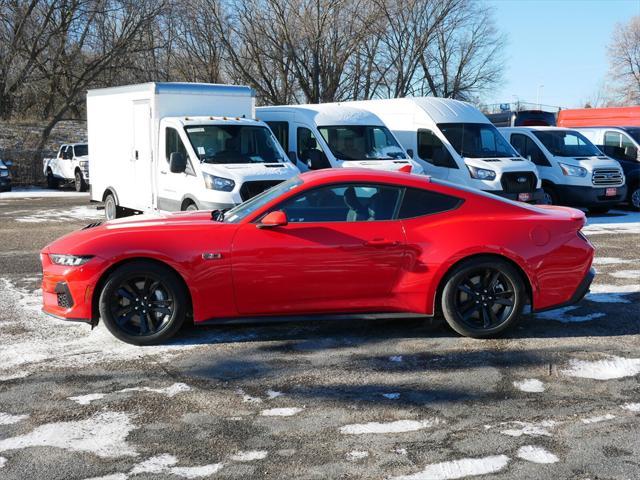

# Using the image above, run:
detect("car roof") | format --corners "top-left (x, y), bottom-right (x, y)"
top-left (299, 168), bottom-right (431, 187)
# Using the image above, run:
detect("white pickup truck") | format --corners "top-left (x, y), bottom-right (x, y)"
top-left (43, 143), bottom-right (90, 192)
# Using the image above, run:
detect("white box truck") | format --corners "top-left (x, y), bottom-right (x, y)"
top-left (346, 97), bottom-right (544, 203)
top-left (88, 82), bottom-right (299, 220)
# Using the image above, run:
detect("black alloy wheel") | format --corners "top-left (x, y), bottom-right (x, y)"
top-left (441, 257), bottom-right (525, 338)
top-left (99, 261), bottom-right (187, 345)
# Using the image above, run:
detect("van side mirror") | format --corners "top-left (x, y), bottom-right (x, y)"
top-left (287, 151), bottom-right (297, 163)
top-left (306, 149), bottom-right (330, 170)
top-left (406, 149), bottom-right (414, 158)
top-left (258, 210), bottom-right (288, 228)
top-left (169, 152), bottom-right (187, 173)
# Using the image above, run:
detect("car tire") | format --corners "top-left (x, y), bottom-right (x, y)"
top-left (75, 170), bottom-right (87, 192)
top-left (46, 170), bottom-right (59, 189)
top-left (541, 185), bottom-right (557, 205)
top-left (98, 260), bottom-right (188, 345)
top-left (587, 206), bottom-right (610, 215)
top-left (440, 257), bottom-right (526, 338)
top-left (629, 184), bottom-right (640, 211)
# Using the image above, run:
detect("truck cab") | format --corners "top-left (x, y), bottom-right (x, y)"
top-left (346, 97), bottom-right (543, 203)
top-left (257, 104), bottom-right (424, 174)
top-left (43, 143), bottom-right (89, 192)
top-left (500, 127), bottom-right (626, 213)
top-left (575, 127), bottom-right (640, 211)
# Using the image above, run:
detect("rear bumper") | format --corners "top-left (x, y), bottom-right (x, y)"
top-left (534, 267), bottom-right (595, 313)
top-left (555, 184), bottom-right (627, 207)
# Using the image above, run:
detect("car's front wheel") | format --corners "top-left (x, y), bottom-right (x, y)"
top-left (440, 257), bottom-right (526, 338)
top-left (98, 261), bottom-right (188, 345)
top-left (75, 170), bottom-right (87, 192)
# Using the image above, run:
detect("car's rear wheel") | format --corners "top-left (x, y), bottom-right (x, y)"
top-left (98, 261), bottom-right (188, 345)
top-left (46, 169), bottom-right (59, 189)
top-left (440, 257), bottom-right (525, 338)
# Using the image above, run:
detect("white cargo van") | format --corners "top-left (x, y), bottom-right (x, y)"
top-left (257, 104), bottom-right (424, 174)
top-left (347, 98), bottom-right (543, 203)
top-left (500, 127), bottom-right (626, 214)
top-left (88, 83), bottom-right (299, 220)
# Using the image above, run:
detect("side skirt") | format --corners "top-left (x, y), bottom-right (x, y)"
top-left (197, 312), bottom-right (432, 326)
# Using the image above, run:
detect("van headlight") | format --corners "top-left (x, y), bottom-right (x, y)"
top-left (559, 163), bottom-right (587, 177)
top-left (203, 173), bottom-right (235, 191)
top-left (0, 169), bottom-right (8, 177)
top-left (49, 254), bottom-right (93, 266)
top-left (466, 165), bottom-right (496, 180)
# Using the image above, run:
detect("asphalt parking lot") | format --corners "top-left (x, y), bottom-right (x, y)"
top-left (0, 191), bottom-right (639, 480)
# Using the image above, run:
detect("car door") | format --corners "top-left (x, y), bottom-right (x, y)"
top-left (231, 183), bottom-right (407, 315)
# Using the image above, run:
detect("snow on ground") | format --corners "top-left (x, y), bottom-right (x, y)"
top-left (516, 446), bottom-right (559, 464)
top-left (339, 419), bottom-right (440, 435)
top-left (346, 450), bottom-right (369, 460)
top-left (68, 383), bottom-right (190, 405)
top-left (13, 205), bottom-right (101, 223)
top-left (0, 457), bottom-right (5, 468)
top-left (230, 450), bottom-right (268, 462)
top-left (621, 403), bottom-right (640, 412)
top-left (592, 257), bottom-right (633, 265)
top-left (128, 454), bottom-right (223, 479)
top-left (609, 269), bottom-right (640, 279)
top-left (266, 389), bottom-right (283, 399)
top-left (561, 356), bottom-right (640, 380)
top-left (499, 420), bottom-right (558, 437)
top-left (581, 414), bottom-right (616, 424)
top-left (390, 455), bottom-right (510, 480)
top-left (0, 412), bottom-right (29, 425)
top-left (0, 412), bottom-right (137, 458)
top-left (536, 306), bottom-right (606, 323)
top-left (0, 187), bottom-right (89, 199)
top-left (513, 379), bottom-right (545, 393)
top-left (260, 407), bottom-right (303, 417)
top-left (586, 283), bottom-right (640, 304)
top-left (69, 393), bottom-right (106, 405)
top-left (583, 210), bottom-right (640, 235)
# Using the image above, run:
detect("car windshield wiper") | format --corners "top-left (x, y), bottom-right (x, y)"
top-left (211, 208), bottom-right (229, 222)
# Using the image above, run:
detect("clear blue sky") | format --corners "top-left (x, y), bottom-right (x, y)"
top-left (484, 0), bottom-right (640, 108)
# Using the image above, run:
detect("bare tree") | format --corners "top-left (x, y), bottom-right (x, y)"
top-left (608, 15), bottom-right (640, 104)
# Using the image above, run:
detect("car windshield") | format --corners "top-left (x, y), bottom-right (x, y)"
top-left (223, 177), bottom-right (303, 223)
top-left (185, 125), bottom-right (286, 164)
top-left (625, 128), bottom-right (640, 144)
top-left (533, 130), bottom-right (601, 157)
top-left (317, 125), bottom-right (407, 161)
top-left (438, 123), bottom-right (517, 158)
top-left (74, 144), bottom-right (88, 156)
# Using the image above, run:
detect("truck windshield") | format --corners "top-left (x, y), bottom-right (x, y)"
top-left (223, 177), bottom-right (303, 223)
top-left (438, 123), bottom-right (517, 158)
top-left (185, 125), bottom-right (285, 164)
top-left (74, 144), bottom-right (88, 156)
top-left (317, 125), bottom-right (407, 161)
top-left (533, 130), bottom-right (601, 157)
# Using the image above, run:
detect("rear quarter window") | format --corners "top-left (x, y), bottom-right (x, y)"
top-left (398, 188), bottom-right (462, 219)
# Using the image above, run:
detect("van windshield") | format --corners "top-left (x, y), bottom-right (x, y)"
top-left (317, 125), bottom-right (407, 161)
top-left (533, 130), bottom-right (601, 157)
top-left (185, 125), bottom-right (285, 164)
top-left (438, 123), bottom-right (517, 158)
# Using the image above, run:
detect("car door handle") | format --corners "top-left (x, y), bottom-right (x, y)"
top-left (364, 239), bottom-right (400, 247)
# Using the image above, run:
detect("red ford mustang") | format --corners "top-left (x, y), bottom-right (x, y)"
top-left (41, 169), bottom-right (595, 345)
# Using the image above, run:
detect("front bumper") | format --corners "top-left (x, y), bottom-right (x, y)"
top-left (484, 188), bottom-right (545, 204)
top-left (197, 200), bottom-right (236, 211)
top-left (0, 176), bottom-right (11, 191)
top-left (555, 184), bottom-right (627, 207)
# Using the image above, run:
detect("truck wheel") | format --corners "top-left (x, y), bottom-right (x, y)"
top-left (587, 206), bottom-right (610, 215)
top-left (541, 185), bottom-right (556, 205)
top-left (46, 170), bottom-right (59, 189)
top-left (183, 202), bottom-right (198, 212)
top-left (629, 184), bottom-right (640, 211)
top-left (104, 193), bottom-right (118, 220)
top-left (75, 170), bottom-right (88, 192)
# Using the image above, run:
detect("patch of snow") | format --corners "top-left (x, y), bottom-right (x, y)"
top-left (583, 210), bottom-right (640, 235)
top-left (0, 411), bottom-right (137, 458)
top-left (500, 420), bottom-right (558, 437)
top-left (0, 371), bottom-right (30, 382)
top-left (561, 356), bottom-right (640, 380)
top-left (587, 283), bottom-right (640, 303)
top-left (536, 306), bottom-right (605, 323)
top-left (517, 445), bottom-right (558, 464)
top-left (69, 393), bottom-right (106, 405)
top-left (389, 454), bottom-right (510, 480)
top-left (513, 379), bottom-right (545, 393)
top-left (236, 388), bottom-right (262, 404)
top-left (0, 412), bottom-right (29, 425)
top-left (382, 393), bottom-right (401, 399)
top-left (170, 464), bottom-right (224, 478)
top-left (266, 390), bottom-right (283, 399)
top-left (0, 456), bottom-right (5, 468)
top-left (0, 188), bottom-right (89, 199)
top-left (83, 474), bottom-right (128, 480)
top-left (130, 454), bottom-right (177, 475)
top-left (340, 419), bottom-right (439, 435)
top-left (581, 414), bottom-right (615, 424)
top-left (14, 205), bottom-right (101, 223)
top-left (389, 355), bottom-right (403, 362)
top-left (592, 257), bottom-right (632, 265)
top-left (260, 407), bottom-right (303, 417)
top-left (346, 450), bottom-right (369, 460)
top-left (621, 403), bottom-right (640, 412)
top-left (609, 270), bottom-right (640, 279)
top-left (231, 450), bottom-right (268, 462)
top-left (119, 382), bottom-right (190, 397)
top-left (395, 448), bottom-right (408, 455)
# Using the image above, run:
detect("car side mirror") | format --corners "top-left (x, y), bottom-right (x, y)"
top-left (258, 210), bottom-right (288, 229)
top-left (307, 149), bottom-right (330, 170)
top-left (287, 151), bottom-right (297, 163)
top-left (406, 148), bottom-right (414, 158)
top-left (169, 152), bottom-right (187, 173)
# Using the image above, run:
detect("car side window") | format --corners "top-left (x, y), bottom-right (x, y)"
top-left (398, 188), bottom-right (462, 219)
top-left (417, 129), bottom-right (457, 168)
top-left (275, 183), bottom-right (402, 223)
top-left (604, 131), bottom-right (621, 148)
top-left (603, 131), bottom-right (636, 161)
top-left (510, 134), bottom-right (549, 166)
top-left (266, 121), bottom-right (289, 152)
top-left (620, 133), bottom-right (638, 161)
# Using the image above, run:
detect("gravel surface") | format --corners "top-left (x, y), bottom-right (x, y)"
top-left (0, 195), bottom-right (638, 480)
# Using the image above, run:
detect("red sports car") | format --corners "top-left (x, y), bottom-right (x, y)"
top-left (41, 169), bottom-right (595, 345)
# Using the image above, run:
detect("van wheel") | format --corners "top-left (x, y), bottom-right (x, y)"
top-left (104, 193), bottom-right (118, 220)
top-left (98, 260), bottom-right (187, 345)
top-left (46, 170), bottom-right (59, 189)
top-left (440, 257), bottom-right (525, 338)
top-left (587, 206), bottom-right (610, 215)
top-left (75, 170), bottom-right (87, 192)
top-left (541, 185), bottom-right (556, 205)
top-left (183, 201), bottom-right (198, 212)
top-left (629, 184), bottom-right (640, 211)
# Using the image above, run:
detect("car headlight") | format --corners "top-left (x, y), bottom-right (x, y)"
top-left (203, 172), bottom-right (235, 191)
top-left (49, 254), bottom-right (93, 266)
top-left (466, 165), bottom-right (496, 180)
top-left (0, 169), bottom-right (8, 177)
top-left (559, 163), bottom-right (587, 177)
